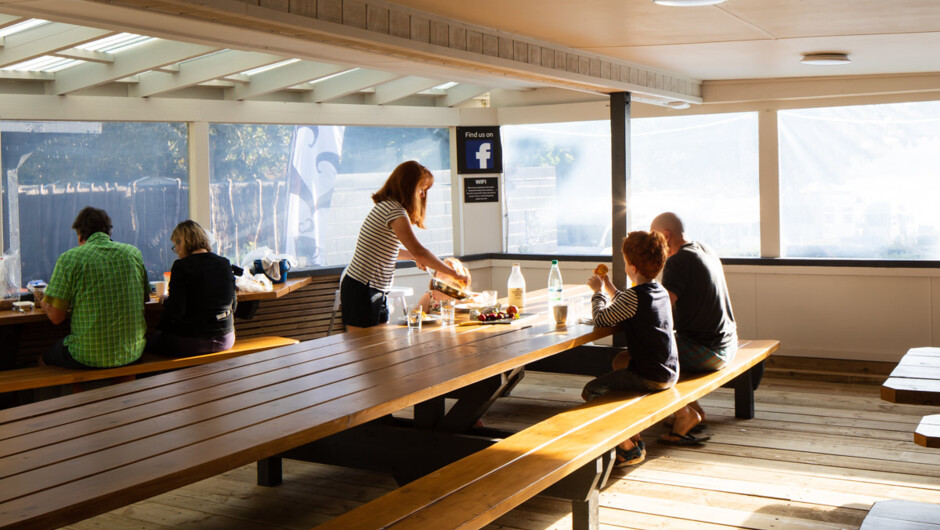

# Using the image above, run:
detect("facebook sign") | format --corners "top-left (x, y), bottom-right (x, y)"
top-left (456, 126), bottom-right (502, 174)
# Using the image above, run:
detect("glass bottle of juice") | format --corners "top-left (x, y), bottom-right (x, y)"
top-left (507, 263), bottom-right (526, 309)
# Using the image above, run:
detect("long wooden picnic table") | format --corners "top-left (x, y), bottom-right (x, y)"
top-left (881, 346), bottom-right (940, 448)
top-left (0, 284), bottom-right (619, 529)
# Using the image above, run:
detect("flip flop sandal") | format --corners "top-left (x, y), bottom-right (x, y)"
top-left (658, 431), bottom-right (712, 446)
top-left (663, 420), bottom-right (708, 434)
top-left (614, 440), bottom-right (646, 467)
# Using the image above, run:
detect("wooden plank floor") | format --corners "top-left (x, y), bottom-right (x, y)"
top-left (64, 371), bottom-right (939, 530)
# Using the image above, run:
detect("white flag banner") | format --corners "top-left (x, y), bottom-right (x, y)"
top-left (285, 125), bottom-right (344, 266)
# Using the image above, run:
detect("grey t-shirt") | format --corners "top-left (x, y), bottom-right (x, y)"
top-left (661, 241), bottom-right (737, 349)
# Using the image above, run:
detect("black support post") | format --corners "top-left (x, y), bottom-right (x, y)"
top-left (610, 92), bottom-right (631, 348)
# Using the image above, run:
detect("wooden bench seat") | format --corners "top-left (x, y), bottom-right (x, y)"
top-left (0, 335), bottom-right (299, 393)
top-left (317, 339), bottom-right (779, 530)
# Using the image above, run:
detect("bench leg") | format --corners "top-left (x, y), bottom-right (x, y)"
top-left (572, 489), bottom-right (600, 530)
top-left (732, 362), bottom-right (764, 419)
top-left (542, 449), bottom-right (615, 530)
top-left (257, 456), bottom-right (282, 486)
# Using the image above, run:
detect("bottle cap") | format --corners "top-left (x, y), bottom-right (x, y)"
top-left (552, 260), bottom-right (558, 265)
top-left (513, 263), bottom-right (520, 267)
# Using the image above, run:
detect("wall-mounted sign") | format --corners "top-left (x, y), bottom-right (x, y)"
top-left (464, 176), bottom-right (499, 203)
top-left (456, 126), bottom-right (502, 174)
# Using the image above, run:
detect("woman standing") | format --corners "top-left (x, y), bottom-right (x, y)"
top-left (342, 160), bottom-right (467, 328)
top-left (149, 220), bottom-right (237, 356)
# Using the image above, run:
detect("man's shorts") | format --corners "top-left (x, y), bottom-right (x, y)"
top-left (676, 334), bottom-right (736, 373)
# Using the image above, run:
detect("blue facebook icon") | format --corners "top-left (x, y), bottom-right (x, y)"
top-left (466, 140), bottom-right (493, 170)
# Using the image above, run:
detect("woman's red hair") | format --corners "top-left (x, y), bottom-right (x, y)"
top-left (372, 160), bottom-right (433, 229)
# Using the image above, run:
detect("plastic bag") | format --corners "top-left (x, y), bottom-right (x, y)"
top-left (240, 247), bottom-right (297, 284)
top-left (235, 267), bottom-right (273, 293)
top-left (0, 250), bottom-right (21, 300)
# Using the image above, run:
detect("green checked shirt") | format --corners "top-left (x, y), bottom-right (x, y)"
top-left (44, 232), bottom-right (149, 367)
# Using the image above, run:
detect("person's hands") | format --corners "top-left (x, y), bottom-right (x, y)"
top-left (416, 262), bottom-right (428, 271)
top-left (451, 271), bottom-right (470, 285)
top-left (587, 274), bottom-right (603, 292)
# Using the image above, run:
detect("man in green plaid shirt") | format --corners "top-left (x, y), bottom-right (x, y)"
top-left (41, 207), bottom-right (150, 368)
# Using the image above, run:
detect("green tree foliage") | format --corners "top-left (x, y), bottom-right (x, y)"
top-left (209, 123), bottom-right (292, 181)
top-left (2, 122), bottom-right (188, 184)
top-left (340, 127), bottom-right (450, 172)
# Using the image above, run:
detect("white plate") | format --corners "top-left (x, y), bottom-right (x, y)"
top-left (398, 314), bottom-right (442, 325)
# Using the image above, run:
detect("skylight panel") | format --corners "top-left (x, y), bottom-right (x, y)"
top-left (2, 55), bottom-right (78, 72)
top-left (308, 68), bottom-right (357, 85)
top-left (78, 33), bottom-right (153, 53)
top-left (241, 58), bottom-right (300, 76)
top-left (0, 18), bottom-right (49, 38)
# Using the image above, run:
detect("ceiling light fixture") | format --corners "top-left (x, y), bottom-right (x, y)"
top-left (665, 101), bottom-right (691, 110)
top-left (801, 52), bottom-right (851, 65)
top-left (652, 0), bottom-right (728, 6)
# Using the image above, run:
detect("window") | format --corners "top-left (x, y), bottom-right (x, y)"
top-left (630, 112), bottom-right (760, 257)
top-left (779, 102), bottom-right (940, 259)
top-left (1, 121), bottom-right (188, 284)
top-left (502, 121), bottom-right (612, 254)
top-left (502, 113), bottom-right (759, 257)
top-left (209, 125), bottom-right (451, 269)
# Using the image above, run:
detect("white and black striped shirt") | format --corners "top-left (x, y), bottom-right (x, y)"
top-left (591, 288), bottom-right (639, 328)
top-left (346, 200), bottom-right (409, 292)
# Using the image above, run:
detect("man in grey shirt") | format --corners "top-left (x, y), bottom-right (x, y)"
top-left (651, 212), bottom-right (737, 445)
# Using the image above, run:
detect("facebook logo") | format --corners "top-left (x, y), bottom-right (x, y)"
top-left (466, 140), bottom-right (493, 170)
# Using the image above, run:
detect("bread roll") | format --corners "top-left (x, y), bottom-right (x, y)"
top-left (594, 264), bottom-right (609, 276)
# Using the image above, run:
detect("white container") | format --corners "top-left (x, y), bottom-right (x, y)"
top-left (548, 259), bottom-right (563, 307)
top-left (507, 263), bottom-right (526, 309)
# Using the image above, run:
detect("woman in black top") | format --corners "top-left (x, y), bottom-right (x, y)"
top-left (148, 220), bottom-right (236, 356)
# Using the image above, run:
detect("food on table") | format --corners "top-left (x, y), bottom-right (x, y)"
top-left (506, 305), bottom-right (519, 315)
top-left (476, 310), bottom-right (520, 322)
top-left (593, 264), bottom-right (609, 276)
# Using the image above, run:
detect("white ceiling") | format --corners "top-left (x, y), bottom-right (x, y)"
top-left (386, 0), bottom-right (940, 81)
top-left (0, 0), bottom-right (937, 109)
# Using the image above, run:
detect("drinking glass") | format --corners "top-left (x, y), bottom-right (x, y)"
top-left (407, 305), bottom-right (423, 332)
top-left (482, 290), bottom-right (498, 307)
top-left (441, 300), bottom-right (456, 326)
top-left (552, 302), bottom-right (568, 325)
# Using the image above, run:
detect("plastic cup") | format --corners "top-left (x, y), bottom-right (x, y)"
top-left (154, 281), bottom-right (167, 299)
top-left (552, 303), bottom-right (568, 325)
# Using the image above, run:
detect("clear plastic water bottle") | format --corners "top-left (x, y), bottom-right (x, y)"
top-left (507, 263), bottom-right (526, 309)
top-left (548, 259), bottom-right (563, 307)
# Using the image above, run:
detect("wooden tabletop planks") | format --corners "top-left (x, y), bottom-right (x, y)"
top-left (881, 347), bottom-right (940, 405)
top-left (914, 414), bottom-right (940, 449)
top-left (234, 277), bottom-right (312, 301)
top-left (0, 285), bottom-right (620, 529)
top-left (861, 499), bottom-right (940, 529)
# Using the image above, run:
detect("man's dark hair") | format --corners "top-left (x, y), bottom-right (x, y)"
top-left (71, 207), bottom-right (113, 240)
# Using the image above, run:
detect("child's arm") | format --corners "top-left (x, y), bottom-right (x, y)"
top-left (591, 288), bottom-right (638, 328)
